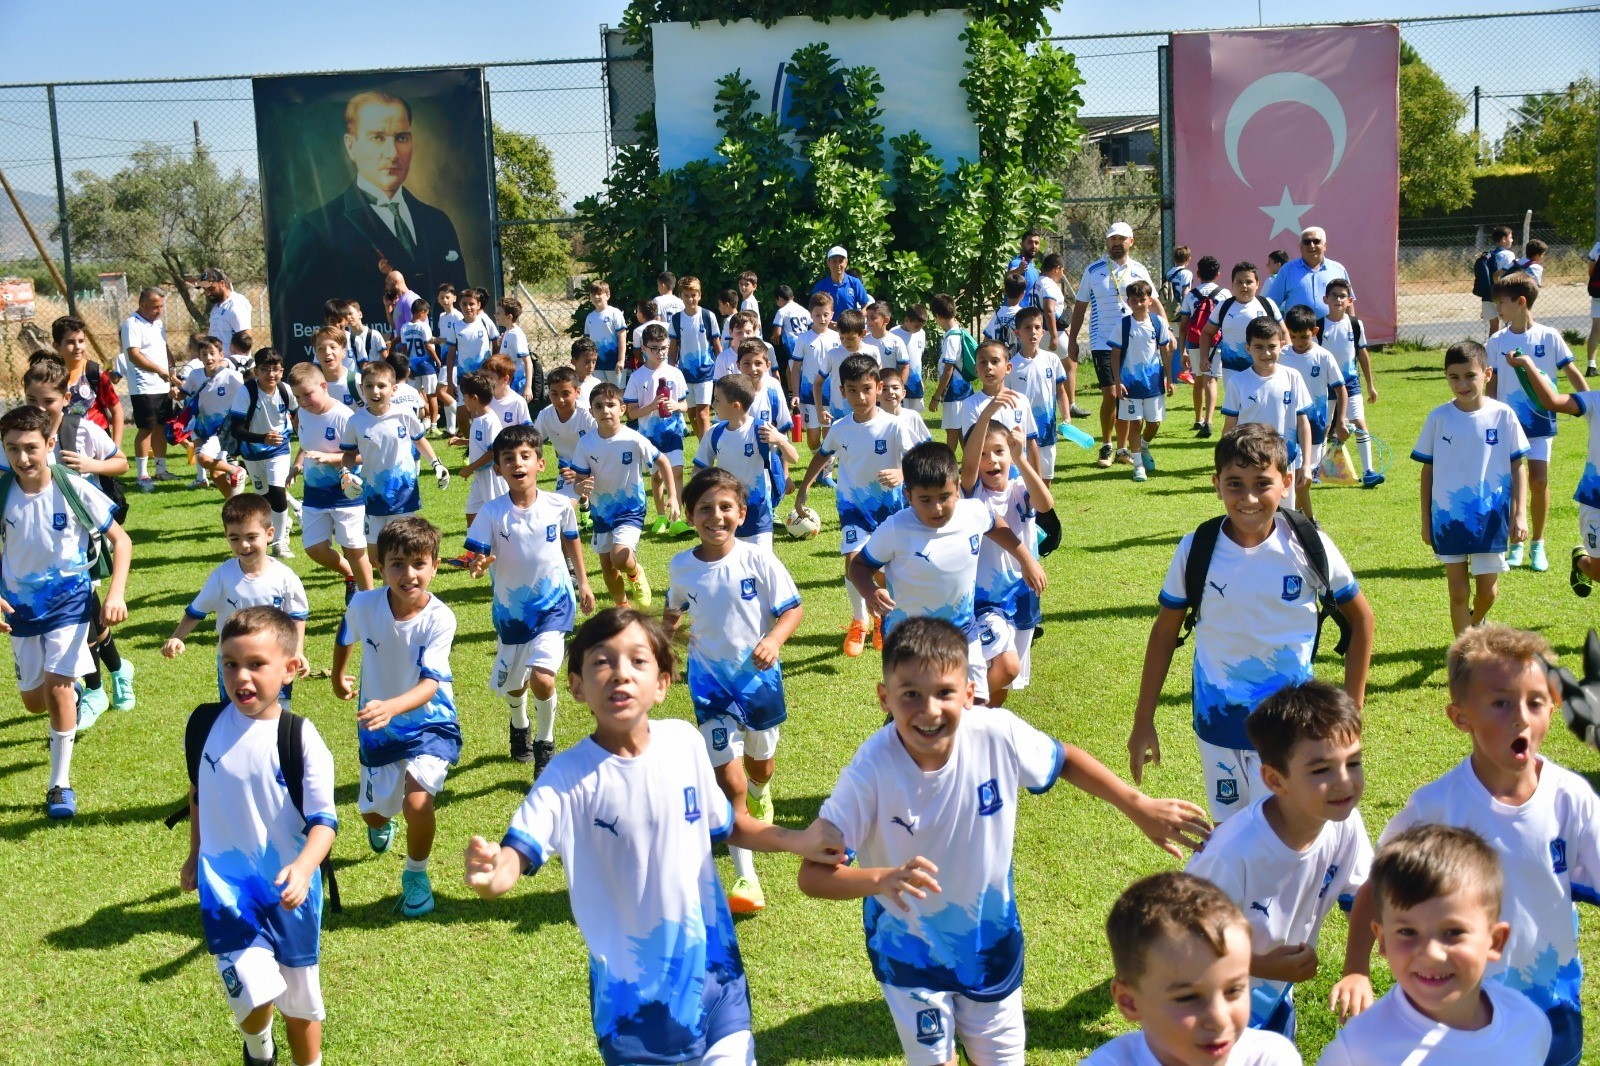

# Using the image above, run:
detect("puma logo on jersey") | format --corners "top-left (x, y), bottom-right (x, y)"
top-left (891, 815), bottom-right (918, 835)
top-left (201, 753), bottom-right (222, 772)
top-left (225, 597), bottom-right (240, 609)
top-left (913, 550), bottom-right (934, 563)
top-left (1250, 901), bottom-right (1271, 918)
top-left (593, 816), bottom-right (619, 836)
top-left (1207, 580), bottom-right (1227, 597)
top-left (1440, 435), bottom-right (1453, 444)
top-left (365, 637), bottom-right (381, 652)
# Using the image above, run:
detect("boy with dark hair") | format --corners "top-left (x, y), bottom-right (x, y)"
top-left (449, 370), bottom-right (507, 531)
top-left (816, 308), bottom-right (876, 428)
top-left (654, 270), bottom-right (684, 321)
top-left (891, 302), bottom-right (930, 411)
top-left (982, 271), bottom-right (1029, 354)
top-left (693, 373), bottom-right (798, 549)
top-left (1179, 255), bottom-right (1227, 436)
top-left (1316, 278), bottom-right (1383, 488)
top-left (230, 349), bottom-right (298, 558)
top-left (1221, 317), bottom-right (1313, 510)
top-left (286, 362), bottom-right (370, 599)
top-left (929, 293), bottom-right (975, 450)
top-left (790, 292), bottom-right (838, 457)
top-left (1522, 238), bottom-right (1548, 287)
top-left (1005, 304), bottom-right (1070, 481)
top-left (623, 321), bottom-right (689, 535)
top-left (1480, 224), bottom-right (1518, 334)
top-left (737, 268), bottom-right (760, 326)
top-left (397, 298), bottom-right (439, 432)
top-left (1279, 305), bottom-right (1347, 524)
top-left (669, 276), bottom-right (721, 441)
top-left (1199, 261), bottom-right (1282, 398)
top-left (532, 365), bottom-right (598, 515)
top-left (568, 336), bottom-right (602, 408)
top-left (1108, 278), bottom-right (1175, 480)
top-left (768, 283), bottom-right (810, 383)
top-left (340, 359), bottom-right (448, 545)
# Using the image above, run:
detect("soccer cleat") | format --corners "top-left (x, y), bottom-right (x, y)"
top-left (817, 473), bottom-right (837, 489)
top-left (577, 507), bottom-right (593, 533)
top-left (397, 869), bottom-right (435, 917)
top-left (1176, 370), bottom-right (1195, 384)
top-left (77, 684), bottom-right (109, 731)
top-left (46, 786), bottom-right (76, 820)
top-left (1114, 448), bottom-right (1134, 466)
top-left (345, 579), bottom-right (358, 606)
top-left (510, 724), bottom-right (534, 763)
top-left (1589, 363), bottom-right (1598, 377)
top-left (1192, 421), bottom-right (1203, 432)
top-left (1506, 543), bottom-right (1525, 569)
top-left (872, 615), bottom-right (883, 651)
top-left (152, 468), bottom-right (179, 481)
top-left (138, 476), bottom-right (155, 494)
top-left (189, 475), bottom-right (208, 489)
top-left (269, 543), bottom-right (294, 560)
top-left (109, 661), bottom-right (136, 710)
top-left (626, 567), bottom-right (652, 609)
top-left (442, 553), bottom-right (475, 571)
top-left (1361, 470), bottom-right (1385, 489)
top-left (726, 876), bottom-right (766, 914)
top-left (1095, 444), bottom-right (1113, 469)
top-left (1197, 422), bottom-right (1213, 438)
top-left (1132, 465), bottom-right (1148, 482)
top-left (1530, 541), bottom-right (1549, 573)
top-left (747, 784), bottom-right (774, 825)
top-left (648, 515), bottom-right (670, 535)
top-left (533, 740), bottom-right (555, 780)
top-left (242, 1042), bottom-right (277, 1066)
top-left (844, 619), bottom-right (867, 657)
top-left (668, 519), bottom-right (693, 537)
top-left (1572, 547), bottom-right (1593, 598)
top-left (368, 820), bottom-right (393, 855)
top-left (1069, 404), bottom-right (1091, 419)
top-left (1141, 449), bottom-right (1157, 473)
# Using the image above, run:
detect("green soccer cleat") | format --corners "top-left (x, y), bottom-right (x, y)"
top-left (109, 661), bottom-right (136, 711)
top-left (747, 785), bottom-right (774, 825)
top-left (77, 684), bottom-right (109, 732)
top-left (397, 869), bottom-right (435, 917)
top-left (1530, 541), bottom-right (1549, 573)
top-left (368, 821), bottom-right (393, 855)
top-left (726, 875), bottom-right (765, 914)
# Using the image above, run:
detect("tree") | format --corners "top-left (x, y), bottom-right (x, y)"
top-left (493, 124), bottom-right (572, 287)
top-left (1516, 78), bottom-right (1598, 242)
top-left (60, 142), bottom-right (261, 326)
top-left (1398, 41), bottom-right (1476, 216)
top-left (1495, 90), bottom-right (1564, 165)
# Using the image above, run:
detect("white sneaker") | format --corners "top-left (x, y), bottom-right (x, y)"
top-left (270, 542), bottom-right (295, 559)
top-left (286, 494), bottom-right (303, 517)
top-left (138, 476), bottom-right (155, 494)
top-left (1132, 465), bottom-right (1148, 482)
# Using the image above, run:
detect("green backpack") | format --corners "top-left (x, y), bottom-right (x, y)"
top-left (949, 327), bottom-right (979, 383)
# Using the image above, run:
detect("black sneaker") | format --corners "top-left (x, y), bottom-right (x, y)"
top-left (1191, 420), bottom-right (1202, 432)
top-left (243, 1042), bottom-right (277, 1066)
top-left (533, 740), bottom-right (556, 779)
top-left (1033, 625), bottom-right (1045, 642)
top-left (1095, 443), bottom-right (1113, 468)
top-left (1572, 546), bottom-right (1593, 598)
top-left (1197, 422), bottom-right (1213, 438)
top-left (510, 724), bottom-right (535, 763)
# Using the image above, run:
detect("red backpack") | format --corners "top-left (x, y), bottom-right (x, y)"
top-left (1184, 284), bottom-right (1221, 346)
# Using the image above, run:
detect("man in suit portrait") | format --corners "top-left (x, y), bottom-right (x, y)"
top-left (275, 90), bottom-right (471, 354)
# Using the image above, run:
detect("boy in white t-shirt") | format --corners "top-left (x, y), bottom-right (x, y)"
top-left (312, 326), bottom-right (361, 411)
top-left (864, 300), bottom-right (910, 379)
top-left (983, 271), bottom-right (1028, 355)
top-left (532, 366), bottom-right (598, 529)
top-left (958, 341), bottom-right (1041, 472)
top-left (669, 276), bottom-right (721, 442)
top-left (482, 354), bottom-right (532, 431)
top-left (449, 288), bottom-right (498, 433)
top-left (715, 311), bottom-right (772, 382)
top-left (1221, 318), bottom-right (1313, 510)
top-left (568, 337), bottom-right (602, 409)
top-left (285, 364), bottom-right (370, 600)
top-left (929, 293), bottom-right (977, 450)
top-left (180, 335), bottom-right (247, 494)
top-left (816, 309), bottom-right (882, 427)
top-left (340, 359), bottom-right (448, 545)
top-left (464, 608), bottom-right (845, 1066)
top-left (583, 281), bottom-right (629, 387)
top-left (447, 371), bottom-right (508, 534)
top-left (737, 269), bottom-right (760, 329)
top-left (397, 299), bottom-right (439, 432)
top-left (1091, 872), bottom-right (1302, 1065)
top-left (789, 292), bottom-right (837, 457)
top-left (1316, 279), bottom-right (1383, 488)
top-left (179, 607), bottom-right (336, 1066)
top-left (768, 284), bottom-right (811, 383)
top-left (623, 322), bottom-right (690, 535)
top-left (1179, 256), bottom-right (1228, 436)
top-left (228, 350), bottom-right (299, 558)
top-left (1199, 261), bottom-right (1282, 395)
top-left (653, 270), bottom-right (685, 321)
top-left (879, 366), bottom-right (931, 446)
top-left (341, 298), bottom-right (387, 367)
top-left (890, 302), bottom-right (929, 411)
top-left (1108, 280), bottom-right (1176, 480)
top-left (692, 375), bottom-right (797, 549)
top-left (494, 297), bottom-right (534, 401)
top-left (1004, 306), bottom-right (1069, 480)
top-left (665, 468), bottom-right (803, 914)
top-left (800, 617), bottom-right (1209, 1066)
top-left (1319, 824), bottom-right (1551, 1065)
top-left (1279, 306), bottom-right (1348, 525)
top-left (1187, 681), bottom-right (1372, 1040)
top-left (432, 284), bottom-right (464, 434)
top-left (463, 425), bottom-right (594, 775)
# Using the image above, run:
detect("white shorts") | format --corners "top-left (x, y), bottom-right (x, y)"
top-left (942, 400), bottom-right (962, 430)
top-left (1119, 395), bottom-right (1166, 423)
top-left (11, 622), bottom-right (92, 691)
top-left (466, 475), bottom-right (506, 516)
top-left (967, 637), bottom-right (989, 704)
top-left (1036, 441), bottom-right (1056, 479)
top-left (196, 435), bottom-right (229, 464)
top-left (1054, 335), bottom-right (1074, 363)
top-left (358, 753), bottom-right (451, 820)
top-left (905, 397), bottom-right (925, 412)
top-left (1525, 436), bottom-right (1552, 464)
top-left (840, 525), bottom-right (870, 555)
top-left (244, 454), bottom-right (291, 492)
top-left (1012, 624), bottom-right (1034, 690)
top-left (492, 632), bottom-right (567, 695)
top-left (700, 716), bottom-right (781, 768)
top-left (693, 1030), bottom-right (755, 1066)
top-left (881, 984), bottom-right (1025, 1066)
top-left (1435, 551), bottom-right (1509, 576)
top-left (301, 505), bottom-right (366, 551)
top-left (800, 402), bottom-right (822, 431)
top-left (687, 380), bottom-right (714, 406)
top-left (1305, 441), bottom-right (1324, 471)
top-left (365, 511), bottom-right (415, 544)
top-left (1199, 350), bottom-right (1224, 379)
top-left (598, 369), bottom-right (626, 387)
top-left (1581, 503), bottom-right (1600, 555)
top-left (977, 610), bottom-right (1017, 662)
top-left (737, 531), bottom-right (774, 552)
top-left (1198, 738), bottom-right (1265, 823)
top-left (214, 943), bottom-right (324, 1024)
top-left (414, 373), bottom-right (439, 395)
top-left (662, 450), bottom-right (685, 470)
top-left (593, 524), bottom-right (643, 556)
top-left (1482, 300), bottom-right (1499, 322)
top-left (1344, 388), bottom-right (1366, 424)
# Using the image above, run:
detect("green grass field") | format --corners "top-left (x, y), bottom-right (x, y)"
top-left (3, 347), bottom-right (1600, 1065)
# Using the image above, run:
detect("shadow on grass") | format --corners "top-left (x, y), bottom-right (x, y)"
top-left (755, 1000), bottom-right (902, 1064)
top-left (1355, 565), bottom-right (1439, 581)
top-left (435, 753), bottom-right (534, 809)
top-left (1080, 532), bottom-right (1180, 554)
top-left (1024, 977), bottom-right (1120, 1055)
top-left (0, 797), bottom-right (187, 841)
top-left (1360, 645), bottom-right (1449, 694)
top-left (326, 880), bottom-right (573, 935)
top-left (45, 885), bottom-right (209, 982)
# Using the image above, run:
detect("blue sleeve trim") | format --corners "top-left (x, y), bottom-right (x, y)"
top-left (1219, 406), bottom-right (1239, 417)
top-left (502, 828), bottom-right (547, 875)
top-left (858, 548), bottom-right (885, 570)
top-left (1574, 392), bottom-right (1593, 415)
top-left (709, 795), bottom-right (735, 844)
top-left (1332, 581), bottom-right (1359, 605)
top-left (1338, 892), bottom-right (1355, 913)
top-left (1558, 355), bottom-right (1575, 368)
top-left (817, 444), bottom-right (835, 458)
top-left (562, 530), bottom-right (579, 540)
top-left (1410, 450), bottom-right (1433, 464)
top-left (1158, 590), bottom-right (1188, 609)
top-left (340, 443), bottom-right (358, 452)
top-left (418, 667), bottom-right (452, 684)
top-left (304, 812), bottom-right (338, 833)
top-left (185, 606), bottom-right (208, 620)
top-left (287, 611), bottom-right (310, 621)
top-left (464, 538), bottom-right (491, 555)
top-left (771, 596), bottom-right (802, 617)
top-left (570, 463), bottom-right (591, 476)
top-left (1027, 739), bottom-right (1067, 794)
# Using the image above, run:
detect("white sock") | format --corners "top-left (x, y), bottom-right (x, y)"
top-left (299, 1059), bottom-right (321, 1066)
top-left (271, 511), bottom-right (289, 546)
top-left (1355, 430), bottom-right (1374, 474)
top-left (533, 693), bottom-right (558, 743)
top-left (404, 855), bottom-right (428, 873)
top-left (48, 727), bottom-right (75, 789)
top-left (846, 580), bottom-right (870, 623)
top-left (241, 1020), bottom-right (273, 1060)
top-left (507, 693), bottom-right (529, 729)
top-left (137, 457), bottom-right (149, 478)
top-left (730, 844), bottom-right (757, 881)
top-left (747, 777), bottom-right (768, 801)
top-left (1133, 453), bottom-right (1145, 471)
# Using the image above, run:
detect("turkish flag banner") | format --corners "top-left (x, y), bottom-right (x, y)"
top-left (1173, 25), bottom-right (1400, 342)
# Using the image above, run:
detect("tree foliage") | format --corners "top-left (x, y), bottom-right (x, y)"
top-left (60, 143), bottom-right (261, 327)
top-left (1398, 41), bottom-right (1476, 217)
top-left (493, 124), bottom-right (572, 287)
top-left (1500, 78), bottom-right (1597, 241)
top-left (575, 13), bottom-right (1082, 326)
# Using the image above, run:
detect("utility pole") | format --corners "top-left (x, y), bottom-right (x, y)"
top-left (194, 120), bottom-right (201, 153)
top-left (1473, 86), bottom-right (1482, 163)
top-left (47, 85), bottom-right (75, 315)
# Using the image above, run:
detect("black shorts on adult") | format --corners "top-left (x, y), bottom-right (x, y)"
top-left (130, 393), bottom-right (172, 430)
top-left (1091, 350), bottom-right (1114, 388)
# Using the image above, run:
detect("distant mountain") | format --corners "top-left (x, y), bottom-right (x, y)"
top-left (0, 187), bottom-right (63, 261)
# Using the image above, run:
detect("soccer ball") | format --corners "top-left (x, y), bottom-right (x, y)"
top-left (784, 506), bottom-right (822, 540)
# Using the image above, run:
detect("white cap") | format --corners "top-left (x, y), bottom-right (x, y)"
top-left (1105, 222), bottom-right (1134, 239)
top-left (826, 245), bottom-right (848, 260)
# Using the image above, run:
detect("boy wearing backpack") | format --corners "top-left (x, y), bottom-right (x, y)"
top-left (1177, 256), bottom-right (1226, 437)
top-left (0, 405), bottom-right (132, 819)
top-left (928, 292), bottom-right (976, 450)
top-left (1475, 226), bottom-right (1519, 337)
top-left (179, 606), bottom-right (335, 1066)
top-left (1128, 424), bottom-right (1373, 823)
top-left (230, 349), bottom-right (299, 560)
top-left (982, 271), bottom-right (1028, 355)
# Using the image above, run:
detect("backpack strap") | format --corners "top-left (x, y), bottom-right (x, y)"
top-left (1315, 316), bottom-right (1326, 343)
top-left (165, 701), bottom-right (227, 828)
top-left (59, 412), bottom-right (83, 461)
top-left (1120, 314), bottom-right (1132, 355)
top-left (1261, 296), bottom-right (1282, 321)
top-left (1176, 515), bottom-right (1228, 648)
top-left (276, 710), bottom-right (341, 912)
top-left (0, 467), bottom-right (12, 547)
top-left (1350, 316), bottom-right (1365, 350)
top-left (51, 464), bottom-right (109, 577)
top-left (1213, 296), bottom-right (1237, 331)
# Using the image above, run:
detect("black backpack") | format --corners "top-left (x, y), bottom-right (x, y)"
top-left (233, 380), bottom-right (295, 461)
top-left (1588, 256), bottom-right (1600, 300)
top-left (166, 703), bottom-right (341, 912)
top-left (1174, 511), bottom-right (1353, 660)
top-left (526, 357), bottom-right (549, 418)
top-left (58, 410), bottom-right (129, 525)
top-left (1472, 249), bottom-right (1501, 300)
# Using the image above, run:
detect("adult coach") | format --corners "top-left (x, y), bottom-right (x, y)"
top-left (811, 246), bottom-right (869, 314)
top-left (1263, 226), bottom-right (1350, 318)
top-left (276, 90), bottom-right (471, 350)
top-left (1067, 222), bottom-right (1160, 466)
top-left (198, 268), bottom-right (251, 357)
top-left (120, 286), bottom-right (176, 489)
top-left (1007, 229), bottom-right (1043, 306)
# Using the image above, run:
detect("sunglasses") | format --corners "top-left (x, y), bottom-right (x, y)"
top-left (1301, 238), bottom-right (1324, 246)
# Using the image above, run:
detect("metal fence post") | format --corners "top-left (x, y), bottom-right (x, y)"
top-left (1158, 42), bottom-right (1175, 276)
top-left (46, 84), bottom-right (75, 315)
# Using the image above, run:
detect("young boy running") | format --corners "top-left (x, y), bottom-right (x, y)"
top-left (340, 359), bottom-right (448, 545)
top-left (333, 517), bottom-right (459, 917)
top-left (665, 468), bottom-right (804, 914)
top-left (1179, 255), bottom-right (1227, 435)
top-left (1199, 261), bottom-right (1281, 398)
top-left (464, 425), bottom-right (594, 774)
top-left (311, 326), bottom-right (361, 411)
top-left (959, 342), bottom-right (1040, 472)
top-left (398, 298), bottom-right (439, 431)
top-left (229, 349), bottom-right (298, 558)
top-left (623, 322), bottom-right (690, 535)
top-left (181, 335), bottom-right (248, 495)
top-left (890, 302), bottom-right (930, 411)
top-left (583, 281), bottom-right (629, 386)
top-left (1107, 279), bottom-right (1175, 480)
top-left (464, 608), bottom-right (846, 1066)
top-left (286, 364), bottom-right (371, 600)
top-left (1221, 318), bottom-right (1313, 510)
top-left (532, 366), bottom-right (598, 526)
top-left (1316, 279), bottom-right (1384, 488)
top-left (669, 276), bottom-right (721, 442)
top-left (1279, 306), bottom-right (1347, 524)
top-left (1004, 306), bottom-right (1070, 481)
top-left (449, 371), bottom-right (508, 534)
top-left (929, 293), bottom-right (976, 450)
top-left (693, 374), bottom-right (797, 550)
top-left (789, 292), bottom-right (837, 463)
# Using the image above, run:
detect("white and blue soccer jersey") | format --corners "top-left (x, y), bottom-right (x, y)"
top-left (817, 411), bottom-right (918, 538)
top-left (939, 331), bottom-right (975, 403)
top-left (400, 321), bottom-right (437, 379)
top-left (502, 720), bottom-right (746, 1066)
top-left (973, 478), bottom-right (1039, 630)
top-left (859, 498), bottom-right (995, 638)
top-left (586, 307), bottom-right (626, 371)
top-left (183, 365), bottom-right (245, 439)
top-left (0, 471), bottom-right (115, 637)
top-left (1319, 980), bottom-right (1551, 1066)
top-left (870, 330), bottom-right (910, 376)
top-left (670, 307), bottom-right (719, 386)
top-left (819, 708), bottom-right (1065, 999)
top-left (959, 392), bottom-right (1038, 442)
top-left (1086, 1030), bottom-right (1300, 1066)
top-left (694, 419), bottom-right (777, 538)
top-left (501, 326), bottom-right (532, 393)
top-left (341, 408), bottom-right (425, 516)
top-left (229, 382), bottom-right (296, 460)
top-left (392, 382), bottom-right (424, 425)
top-left (533, 405), bottom-right (597, 496)
top-left (466, 412), bottom-right (509, 504)
top-left (323, 368), bottom-right (361, 411)
top-left (1317, 315), bottom-right (1366, 391)
top-left (1222, 365), bottom-right (1312, 466)
top-left (348, 326), bottom-right (387, 367)
top-left (1382, 756), bottom-right (1600, 1066)
top-left (488, 392), bottom-right (532, 431)
top-left (1279, 344), bottom-right (1344, 445)
top-left (1006, 351), bottom-right (1066, 443)
top-left (196, 705), bottom-right (336, 967)
top-left (891, 326), bottom-right (927, 399)
top-left (187, 558), bottom-right (310, 636)
top-left (793, 327), bottom-right (837, 406)
top-left (465, 490), bottom-right (578, 644)
top-left (895, 408), bottom-right (932, 445)
top-left (1166, 265), bottom-right (1194, 305)
top-left (1412, 398), bottom-right (1529, 555)
top-left (1567, 393), bottom-right (1600, 510)
top-left (772, 302), bottom-right (812, 362)
top-left (337, 589), bottom-right (459, 768)
top-left (1108, 314), bottom-right (1173, 400)
top-left (1158, 515), bottom-right (1359, 751)
top-left (666, 542), bottom-right (800, 732)
top-left (819, 341), bottom-right (882, 420)
top-left (623, 363), bottom-right (688, 457)
top-left (437, 308), bottom-right (464, 359)
top-left (454, 314), bottom-right (497, 376)
top-left (1489, 323), bottom-right (1575, 440)
top-left (1210, 295), bottom-right (1282, 374)
top-left (1187, 796), bottom-right (1371, 1028)
top-left (983, 304), bottom-right (1022, 352)
top-left (1075, 256), bottom-right (1154, 350)
top-left (297, 401), bottom-right (359, 510)
top-left (573, 427), bottom-right (660, 534)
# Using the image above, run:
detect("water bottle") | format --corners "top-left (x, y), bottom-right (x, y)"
top-left (790, 413), bottom-right (803, 442)
top-left (656, 379), bottom-right (672, 418)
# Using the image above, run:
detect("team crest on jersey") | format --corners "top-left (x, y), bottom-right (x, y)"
top-left (272, 596), bottom-right (283, 608)
top-left (969, 534), bottom-right (981, 555)
top-left (1282, 575), bottom-right (1304, 601)
top-left (1486, 428), bottom-right (1499, 445)
top-left (51, 512), bottom-right (68, 530)
top-left (396, 424), bottom-right (406, 438)
top-left (874, 439), bottom-right (888, 455)
top-left (1215, 778), bottom-right (1240, 805)
top-left (710, 727), bottom-right (729, 751)
top-left (1310, 365), bottom-right (1320, 378)
top-left (324, 427), bottom-right (337, 441)
top-left (621, 451), bottom-right (633, 465)
top-left (1552, 838), bottom-right (1568, 874)
top-left (682, 786), bottom-right (701, 824)
top-left (915, 1008), bottom-right (944, 1045)
top-left (546, 524), bottom-right (558, 542)
top-left (221, 965), bottom-right (243, 997)
top-left (976, 777), bottom-right (1003, 816)
top-left (504, 412), bottom-right (515, 424)
top-left (1318, 863), bottom-right (1340, 899)
top-left (845, 529), bottom-right (857, 543)
top-left (1282, 390), bottom-right (1293, 406)
top-left (740, 577), bottom-right (757, 600)
top-left (744, 443), bottom-right (755, 457)
top-left (1535, 344), bottom-right (1547, 359)
top-left (217, 385), bottom-right (227, 396)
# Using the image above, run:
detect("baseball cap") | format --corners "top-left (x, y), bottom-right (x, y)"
top-left (1105, 222), bottom-right (1133, 239)
top-left (826, 245), bottom-right (848, 260)
top-left (197, 267), bottom-right (230, 283)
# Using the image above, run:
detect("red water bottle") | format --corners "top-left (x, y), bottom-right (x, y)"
top-left (790, 413), bottom-right (803, 442)
top-left (656, 379), bottom-right (671, 418)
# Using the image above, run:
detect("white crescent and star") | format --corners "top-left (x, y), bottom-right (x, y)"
top-left (1222, 71), bottom-right (1348, 238)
